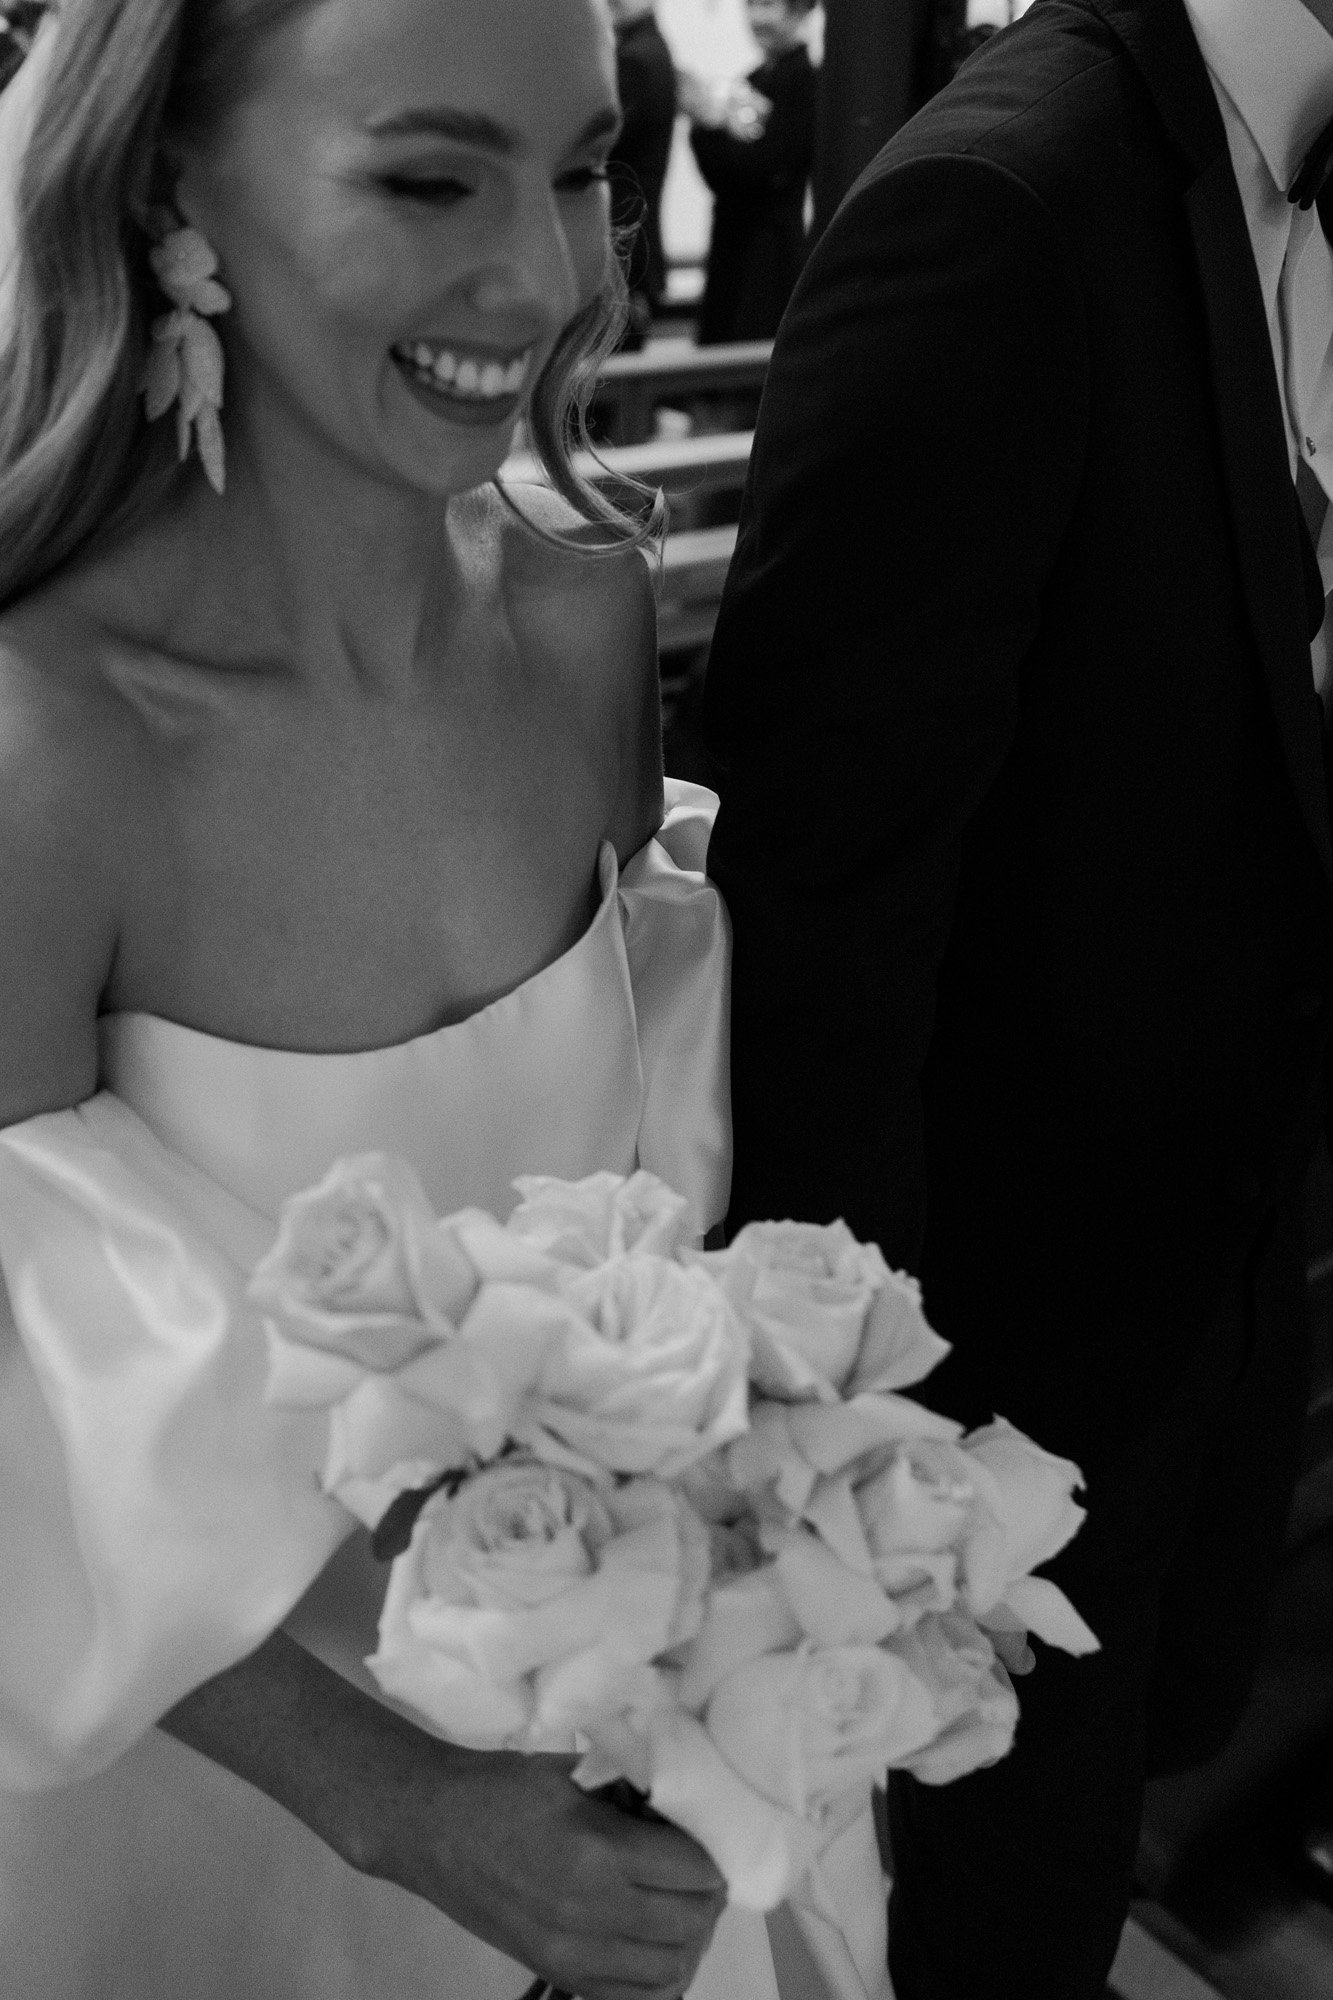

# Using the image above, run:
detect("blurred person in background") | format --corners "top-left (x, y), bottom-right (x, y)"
top-left (0, 4), bottom-right (45, 88)
top-left (606, 0), bottom-right (676, 349)
top-left (679, 0), bottom-right (816, 345)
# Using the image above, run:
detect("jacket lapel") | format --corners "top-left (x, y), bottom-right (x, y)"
top-left (1077, 0), bottom-right (1333, 895)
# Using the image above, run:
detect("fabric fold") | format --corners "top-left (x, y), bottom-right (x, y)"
top-left (621, 780), bottom-right (732, 1238)
top-left (0, 780), bottom-right (730, 1794)
top-left (0, 1095), bottom-right (349, 1790)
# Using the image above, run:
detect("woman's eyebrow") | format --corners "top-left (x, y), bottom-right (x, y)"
top-left (364, 106), bottom-right (621, 153)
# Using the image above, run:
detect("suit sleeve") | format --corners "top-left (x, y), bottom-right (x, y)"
top-left (703, 153), bottom-right (1089, 1267)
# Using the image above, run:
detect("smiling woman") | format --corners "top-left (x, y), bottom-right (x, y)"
top-left (0, 0), bottom-right (651, 611)
top-left (0, 3), bottom-right (761, 1999)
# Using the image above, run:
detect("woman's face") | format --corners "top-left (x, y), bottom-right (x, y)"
top-left (176, 0), bottom-right (620, 498)
top-left (746, 0), bottom-right (805, 57)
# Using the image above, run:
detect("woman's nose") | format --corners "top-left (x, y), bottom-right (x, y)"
top-left (469, 187), bottom-right (583, 329)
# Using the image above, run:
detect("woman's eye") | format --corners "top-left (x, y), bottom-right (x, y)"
top-left (556, 165), bottom-right (610, 194)
top-left (383, 175), bottom-right (474, 206)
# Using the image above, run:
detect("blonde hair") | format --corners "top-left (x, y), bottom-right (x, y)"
top-left (0, 0), bottom-right (655, 609)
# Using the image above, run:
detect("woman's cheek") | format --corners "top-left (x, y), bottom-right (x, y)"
top-left (566, 194), bottom-right (613, 317)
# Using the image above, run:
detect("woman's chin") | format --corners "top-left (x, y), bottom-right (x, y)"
top-left (382, 414), bottom-right (522, 501)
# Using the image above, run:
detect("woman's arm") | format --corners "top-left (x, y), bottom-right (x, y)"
top-left (163, 1633), bottom-right (725, 2000)
top-left (0, 638), bottom-right (127, 1126)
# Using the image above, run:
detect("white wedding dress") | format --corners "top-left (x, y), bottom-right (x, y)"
top-left (0, 780), bottom-right (889, 2000)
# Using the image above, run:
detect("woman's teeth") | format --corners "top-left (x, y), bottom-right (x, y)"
top-left (394, 342), bottom-right (530, 401)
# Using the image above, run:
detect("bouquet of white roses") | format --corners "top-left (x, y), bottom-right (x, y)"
top-left (251, 1159), bottom-right (1098, 1953)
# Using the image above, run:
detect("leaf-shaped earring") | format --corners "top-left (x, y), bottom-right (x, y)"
top-left (141, 223), bottom-right (231, 495)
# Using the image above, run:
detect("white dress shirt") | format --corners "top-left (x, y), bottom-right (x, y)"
top-left (1184, 0), bottom-right (1333, 689)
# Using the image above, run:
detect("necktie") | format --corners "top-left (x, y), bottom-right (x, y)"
top-left (1281, 196), bottom-right (1333, 506)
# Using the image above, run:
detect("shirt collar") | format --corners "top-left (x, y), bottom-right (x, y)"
top-left (1183, 0), bottom-right (1333, 193)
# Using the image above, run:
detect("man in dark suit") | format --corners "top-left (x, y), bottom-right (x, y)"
top-left (606, 0), bottom-right (677, 349)
top-left (703, 0), bottom-right (1333, 1992)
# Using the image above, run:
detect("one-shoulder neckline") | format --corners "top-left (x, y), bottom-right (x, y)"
top-left (98, 840), bottom-right (621, 1065)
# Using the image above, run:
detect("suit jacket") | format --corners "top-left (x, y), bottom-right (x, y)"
top-left (691, 44), bottom-right (816, 343)
top-left (703, 0), bottom-right (1333, 1469)
top-left (609, 14), bottom-right (678, 313)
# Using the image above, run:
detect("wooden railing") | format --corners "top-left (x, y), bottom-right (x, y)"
top-left (505, 342), bottom-right (768, 665)
top-left (593, 338), bottom-right (772, 446)
top-left (501, 432), bottom-right (751, 663)
top-left (503, 430), bottom-right (752, 513)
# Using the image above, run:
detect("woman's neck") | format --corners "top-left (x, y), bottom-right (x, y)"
top-left (96, 397), bottom-right (479, 695)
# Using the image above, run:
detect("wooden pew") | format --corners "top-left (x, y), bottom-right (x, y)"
top-left (501, 434), bottom-right (749, 664)
top-left (505, 426), bottom-right (748, 654)
top-left (594, 338), bottom-right (772, 445)
top-left (502, 431), bottom-right (752, 515)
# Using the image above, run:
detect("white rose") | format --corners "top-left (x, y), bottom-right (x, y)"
top-left (725, 1392), bottom-right (962, 1519)
top-left (615, 1637), bottom-right (941, 1911)
top-left (956, 1418), bottom-right (1100, 1656)
top-left (850, 1437), bottom-right (988, 1622)
top-left (250, 1153), bottom-right (479, 1369)
top-left (693, 1221), bottom-right (949, 1403)
top-left (887, 1612), bottom-right (1020, 1785)
top-left (516, 1255), bottom-right (751, 1479)
top-left (728, 1405), bottom-right (1098, 1653)
top-left (507, 1170), bottom-right (695, 1267)
top-left (254, 1156), bottom-right (575, 1527)
top-left (706, 1642), bottom-right (941, 1815)
top-left (368, 1461), bottom-right (711, 1749)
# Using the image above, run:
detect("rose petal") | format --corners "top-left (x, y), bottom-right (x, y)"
top-left (263, 1323), bottom-right (366, 1407)
top-left (367, 1634), bottom-right (532, 1747)
top-left (774, 1531), bottom-right (900, 1645)
top-left (705, 1646), bottom-right (941, 1816)
top-left (262, 1301), bottom-right (439, 1373)
top-left (677, 1570), bottom-right (802, 1712)
top-left (900, 1674), bottom-right (1019, 1785)
top-left (803, 1474), bottom-right (877, 1576)
top-left (533, 1652), bottom-right (667, 1736)
top-left (785, 1394), bottom-right (962, 1476)
top-left (508, 1170), bottom-right (694, 1265)
top-left (1000, 1576), bottom-right (1100, 1655)
top-left (322, 1372), bottom-right (475, 1492)
top-left (646, 1707), bottom-right (822, 1911)
top-left (963, 1418), bottom-right (1087, 1576)
top-left (847, 1268), bottom-right (952, 1395)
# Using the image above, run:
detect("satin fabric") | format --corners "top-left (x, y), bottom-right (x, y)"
top-left (0, 780), bottom-right (886, 2000)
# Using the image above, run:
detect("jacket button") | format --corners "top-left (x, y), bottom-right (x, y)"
top-left (1288, 986), bottom-right (1328, 1023)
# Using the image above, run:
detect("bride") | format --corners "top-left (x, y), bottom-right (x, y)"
top-left (0, 3), bottom-right (888, 1997)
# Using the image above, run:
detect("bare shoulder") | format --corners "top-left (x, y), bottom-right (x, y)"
top-left (488, 483), bottom-right (665, 855)
top-left (492, 479), bottom-right (658, 645)
top-left (0, 597), bottom-right (153, 1121)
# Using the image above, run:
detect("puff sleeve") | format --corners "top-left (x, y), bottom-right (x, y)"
top-left (619, 779), bottom-right (732, 1240)
top-left (0, 1092), bottom-right (350, 1790)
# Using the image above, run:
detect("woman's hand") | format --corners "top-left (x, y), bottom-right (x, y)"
top-left (365, 1744), bottom-right (728, 2000)
top-left (163, 1633), bottom-right (726, 2000)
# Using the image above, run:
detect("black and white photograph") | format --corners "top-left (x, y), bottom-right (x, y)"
top-left (0, 3), bottom-right (1332, 1999)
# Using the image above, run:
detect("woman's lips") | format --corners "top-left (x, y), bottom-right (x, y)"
top-left (391, 339), bottom-right (533, 427)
